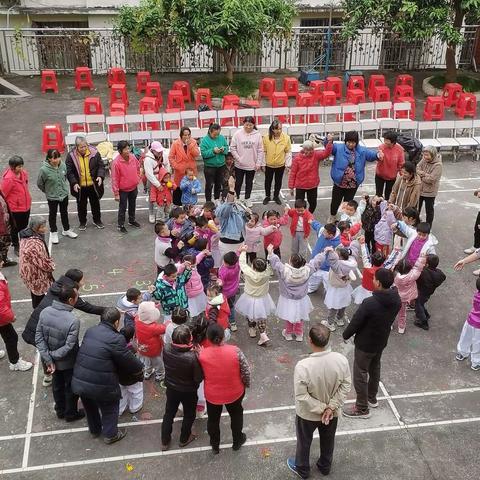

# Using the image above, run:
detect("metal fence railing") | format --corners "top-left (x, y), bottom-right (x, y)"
top-left (0, 25), bottom-right (478, 75)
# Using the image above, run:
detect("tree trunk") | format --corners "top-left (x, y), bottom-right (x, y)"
top-left (445, 1), bottom-right (465, 82)
top-left (220, 48), bottom-right (235, 83)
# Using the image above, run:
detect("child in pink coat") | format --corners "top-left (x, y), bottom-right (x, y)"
top-left (245, 212), bottom-right (275, 263)
top-left (218, 251), bottom-right (241, 331)
top-left (177, 253), bottom-right (208, 318)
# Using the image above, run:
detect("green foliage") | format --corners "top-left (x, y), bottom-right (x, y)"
top-left (194, 74), bottom-right (258, 98)
top-left (429, 73), bottom-right (480, 92)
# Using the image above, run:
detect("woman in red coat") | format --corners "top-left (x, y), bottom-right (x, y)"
top-left (0, 263), bottom-right (32, 371)
top-left (288, 137), bottom-right (333, 213)
top-left (1, 156), bottom-right (32, 255)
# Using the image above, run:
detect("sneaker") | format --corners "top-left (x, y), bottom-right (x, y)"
top-left (144, 369), bottom-right (154, 380)
top-left (104, 428), bottom-right (127, 445)
top-left (9, 358), bottom-right (33, 372)
top-left (117, 225), bottom-right (128, 233)
top-left (273, 196), bottom-right (282, 205)
top-left (65, 409), bottom-right (85, 422)
top-left (321, 319), bottom-right (336, 332)
top-left (342, 405), bottom-right (371, 419)
top-left (149, 214), bottom-right (156, 224)
top-left (42, 374), bottom-right (53, 387)
top-left (258, 332), bottom-right (269, 346)
top-left (282, 329), bottom-right (293, 341)
top-left (232, 432), bottom-right (247, 451)
top-left (62, 229), bottom-right (78, 239)
top-left (50, 232), bottom-right (59, 244)
top-left (398, 327), bottom-right (406, 334)
top-left (0, 349), bottom-right (5, 360)
top-left (464, 247), bottom-right (476, 254)
top-left (129, 404), bottom-right (143, 414)
top-left (471, 364), bottom-right (480, 371)
top-left (263, 197), bottom-right (271, 205)
top-left (414, 320), bottom-right (429, 331)
top-left (155, 373), bottom-right (165, 382)
top-left (473, 268), bottom-right (480, 276)
top-left (78, 223), bottom-right (87, 231)
top-left (245, 199), bottom-right (253, 208)
top-left (212, 445), bottom-right (220, 454)
top-left (230, 322), bottom-right (238, 332)
top-left (2, 258), bottom-right (17, 267)
top-left (456, 353), bottom-right (468, 361)
top-left (196, 405), bottom-right (206, 419)
top-left (368, 400), bottom-right (379, 408)
top-left (248, 326), bottom-right (257, 338)
top-left (179, 433), bottom-right (197, 448)
top-left (161, 442), bottom-right (170, 451)
top-left (406, 303), bottom-right (415, 311)
top-left (286, 458), bottom-right (306, 479)
top-left (295, 334), bottom-right (303, 342)
top-left (93, 221), bottom-right (105, 229)
top-left (335, 317), bottom-right (346, 327)
top-left (128, 220), bottom-right (141, 228)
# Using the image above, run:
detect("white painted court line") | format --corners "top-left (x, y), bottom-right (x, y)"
top-left (379, 381), bottom-right (405, 427)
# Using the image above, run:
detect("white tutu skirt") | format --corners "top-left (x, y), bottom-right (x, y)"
top-left (324, 284), bottom-right (353, 310)
top-left (276, 295), bottom-right (314, 323)
top-left (188, 292), bottom-right (208, 317)
top-left (212, 247), bottom-right (222, 268)
top-left (235, 293), bottom-right (276, 320)
top-left (351, 285), bottom-right (373, 305)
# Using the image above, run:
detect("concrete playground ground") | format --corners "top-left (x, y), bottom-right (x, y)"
top-left (0, 73), bottom-right (480, 480)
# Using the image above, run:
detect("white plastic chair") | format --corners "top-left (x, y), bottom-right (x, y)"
top-left (417, 121), bottom-right (441, 148)
top-left (85, 114), bottom-right (105, 133)
top-left (66, 114), bottom-right (86, 133)
top-left (86, 132), bottom-right (107, 144)
top-left (130, 130), bottom-right (152, 144)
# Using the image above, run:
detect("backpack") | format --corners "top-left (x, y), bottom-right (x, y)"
top-left (396, 133), bottom-right (423, 165)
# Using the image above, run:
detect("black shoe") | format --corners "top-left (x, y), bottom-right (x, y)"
top-left (104, 428), bottom-right (127, 445)
top-left (232, 432), bottom-right (247, 451)
top-left (2, 258), bottom-right (17, 267)
top-left (212, 446), bottom-right (220, 454)
top-left (56, 411), bottom-right (65, 420)
top-left (78, 223), bottom-right (87, 231)
top-left (90, 431), bottom-right (101, 438)
top-left (65, 409), bottom-right (85, 422)
top-left (13, 246), bottom-right (19, 256)
top-left (117, 225), bottom-right (128, 233)
top-left (273, 196), bottom-right (282, 205)
top-left (263, 197), bottom-right (271, 205)
top-left (128, 220), bottom-right (141, 228)
top-left (414, 320), bottom-right (429, 331)
top-left (93, 221), bottom-right (105, 229)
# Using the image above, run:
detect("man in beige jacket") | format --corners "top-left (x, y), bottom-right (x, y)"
top-left (287, 323), bottom-right (351, 479)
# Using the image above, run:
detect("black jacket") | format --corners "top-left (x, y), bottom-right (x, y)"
top-left (343, 287), bottom-right (402, 353)
top-left (163, 343), bottom-right (204, 393)
top-left (416, 267), bottom-right (446, 297)
top-left (22, 276), bottom-right (105, 346)
top-left (72, 322), bottom-right (143, 402)
top-left (65, 147), bottom-right (105, 199)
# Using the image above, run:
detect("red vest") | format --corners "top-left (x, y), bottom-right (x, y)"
top-left (199, 344), bottom-right (244, 405)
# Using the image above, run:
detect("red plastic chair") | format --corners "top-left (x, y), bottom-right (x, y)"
top-left (42, 124), bottom-right (64, 153)
top-left (108, 67), bottom-right (126, 87)
top-left (259, 78), bottom-right (276, 100)
top-left (292, 93), bottom-right (314, 123)
top-left (442, 83), bottom-right (463, 108)
top-left (195, 88), bottom-right (212, 109)
top-left (309, 80), bottom-right (327, 104)
top-left (371, 86), bottom-right (390, 102)
top-left (110, 84), bottom-right (128, 107)
top-left (110, 103), bottom-right (126, 115)
top-left (320, 91), bottom-right (337, 106)
top-left (393, 84), bottom-right (414, 101)
top-left (167, 90), bottom-right (185, 110)
top-left (172, 81), bottom-right (192, 103)
top-left (347, 75), bottom-right (365, 91)
top-left (368, 74), bottom-right (386, 99)
top-left (395, 74), bottom-right (414, 89)
top-left (455, 93), bottom-right (477, 118)
top-left (423, 96), bottom-right (445, 121)
top-left (75, 67), bottom-right (94, 91)
top-left (283, 77), bottom-right (299, 98)
top-left (41, 70), bottom-right (58, 93)
top-left (136, 71), bottom-right (151, 93)
top-left (271, 91), bottom-right (288, 107)
top-left (326, 77), bottom-right (342, 99)
top-left (139, 96), bottom-right (159, 114)
top-left (84, 97), bottom-right (103, 115)
top-left (222, 95), bottom-right (240, 109)
top-left (145, 82), bottom-right (163, 109)
top-left (346, 89), bottom-right (365, 104)
top-left (394, 97), bottom-right (416, 120)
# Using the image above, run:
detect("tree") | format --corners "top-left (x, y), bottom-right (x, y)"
top-left (341, 0), bottom-right (480, 81)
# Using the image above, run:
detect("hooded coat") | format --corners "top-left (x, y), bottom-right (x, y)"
top-left (134, 301), bottom-right (166, 357)
top-left (389, 173), bottom-right (421, 210)
top-left (416, 151), bottom-right (442, 197)
top-left (1, 168), bottom-right (32, 212)
top-left (36, 160), bottom-right (69, 201)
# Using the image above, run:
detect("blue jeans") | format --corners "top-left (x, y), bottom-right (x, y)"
top-left (227, 295), bottom-right (236, 325)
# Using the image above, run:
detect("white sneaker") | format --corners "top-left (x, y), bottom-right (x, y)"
top-left (42, 374), bottom-right (53, 387)
top-left (282, 329), bottom-right (293, 341)
top-left (473, 268), bottom-right (480, 276)
top-left (245, 199), bottom-right (253, 208)
top-left (257, 332), bottom-right (270, 346)
top-left (149, 214), bottom-right (156, 224)
top-left (295, 334), bottom-right (304, 342)
top-left (321, 319), bottom-right (336, 332)
top-left (0, 349), bottom-right (5, 360)
top-left (50, 232), bottom-right (59, 244)
top-left (9, 358), bottom-right (33, 371)
top-left (464, 247), bottom-right (476, 254)
top-left (248, 326), bottom-right (257, 338)
top-left (398, 327), bottom-right (406, 334)
top-left (62, 229), bottom-right (78, 239)
top-left (335, 317), bottom-right (346, 327)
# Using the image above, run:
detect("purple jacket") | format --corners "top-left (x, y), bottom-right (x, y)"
top-left (468, 291), bottom-right (480, 329)
top-left (269, 252), bottom-right (325, 300)
top-left (374, 201), bottom-right (396, 246)
top-left (218, 258), bottom-right (240, 298)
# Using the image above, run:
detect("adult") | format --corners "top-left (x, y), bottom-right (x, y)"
top-left (288, 138), bottom-right (333, 214)
top-left (35, 285), bottom-right (84, 422)
top-left (0, 155), bottom-right (31, 255)
top-left (329, 131), bottom-right (382, 222)
top-left (111, 141), bottom-right (141, 233)
top-left (199, 323), bottom-right (250, 454)
top-left (169, 127), bottom-right (200, 206)
top-left (342, 268), bottom-right (401, 418)
top-left (389, 160), bottom-right (421, 211)
top-left (72, 308), bottom-right (143, 444)
top-left (287, 324), bottom-right (351, 478)
top-left (454, 248), bottom-right (480, 276)
top-left (37, 148), bottom-right (78, 245)
top-left (161, 324), bottom-right (204, 451)
top-left (143, 141), bottom-right (170, 224)
top-left (375, 130), bottom-right (405, 200)
top-left (263, 120), bottom-right (292, 205)
top-left (0, 262), bottom-right (32, 371)
top-left (65, 136), bottom-right (105, 231)
top-left (19, 217), bottom-right (55, 308)
top-left (0, 190), bottom-right (17, 267)
top-left (417, 146), bottom-right (442, 227)
top-left (22, 269), bottom-right (105, 387)
top-left (230, 116), bottom-right (265, 208)
top-left (215, 177), bottom-right (248, 257)
top-left (199, 123), bottom-right (228, 202)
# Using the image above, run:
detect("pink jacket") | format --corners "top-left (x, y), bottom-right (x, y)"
top-left (1, 169), bottom-right (32, 212)
top-left (245, 224), bottom-right (275, 253)
top-left (218, 258), bottom-right (241, 298)
top-left (177, 252), bottom-right (205, 297)
top-left (394, 256), bottom-right (425, 303)
top-left (230, 129), bottom-right (265, 171)
top-left (111, 153), bottom-right (140, 195)
top-left (468, 291), bottom-right (480, 329)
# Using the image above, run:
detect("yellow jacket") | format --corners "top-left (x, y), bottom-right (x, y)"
top-left (263, 132), bottom-right (292, 168)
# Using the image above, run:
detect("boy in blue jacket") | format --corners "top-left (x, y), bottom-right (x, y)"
top-left (180, 168), bottom-right (202, 205)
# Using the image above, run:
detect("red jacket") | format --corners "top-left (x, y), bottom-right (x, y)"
top-left (134, 317), bottom-right (166, 357)
top-left (362, 265), bottom-right (382, 291)
top-left (288, 142), bottom-right (333, 190)
top-left (288, 209), bottom-right (314, 239)
top-left (199, 344), bottom-right (245, 405)
top-left (111, 153), bottom-right (140, 195)
top-left (340, 223), bottom-right (362, 246)
top-left (0, 273), bottom-right (14, 326)
top-left (205, 298), bottom-right (230, 330)
top-left (376, 144), bottom-right (405, 181)
top-left (1, 169), bottom-right (32, 212)
top-left (149, 167), bottom-right (176, 206)
top-left (262, 214), bottom-right (289, 248)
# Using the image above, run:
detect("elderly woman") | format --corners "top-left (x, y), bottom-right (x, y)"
top-left (288, 138), bottom-right (333, 214)
top-left (389, 161), bottom-right (422, 211)
top-left (1, 155), bottom-right (32, 256)
top-left (417, 147), bottom-right (442, 227)
top-left (169, 127), bottom-right (200, 206)
top-left (19, 217), bottom-right (55, 308)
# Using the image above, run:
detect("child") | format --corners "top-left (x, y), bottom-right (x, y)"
top-left (164, 306), bottom-right (189, 344)
top-left (235, 246), bottom-right (275, 346)
top-left (267, 244), bottom-right (326, 341)
top-left (394, 221), bottom-right (438, 265)
top-left (352, 237), bottom-right (385, 305)
top-left (167, 207), bottom-right (195, 244)
top-left (183, 239), bottom-right (213, 290)
top-left (180, 168), bottom-right (202, 205)
top-left (222, 152), bottom-right (236, 199)
top-left (154, 221), bottom-right (184, 275)
top-left (338, 220), bottom-right (361, 247)
top-left (374, 201), bottom-right (401, 257)
top-left (150, 168), bottom-right (176, 221)
top-left (321, 243), bottom-right (359, 331)
top-left (393, 254), bottom-right (426, 333)
top-left (414, 254), bottom-right (446, 330)
top-left (116, 287), bottom-right (152, 331)
top-left (179, 250), bottom-right (210, 314)
top-left (201, 201), bottom-right (216, 221)
top-left (262, 209), bottom-right (289, 258)
top-left (456, 277), bottom-right (480, 371)
top-left (191, 215), bottom-right (215, 249)
top-left (337, 199), bottom-right (365, 224)
top-left (361, 195), bottom-right (382, 255)
top-left (134, 301), bottom-right (166, 381)
top-left (308, 222), bottom-right (341, 294)
top-left (153, 262), bottom-right (192, 322)
top-left (403, 206), bottom-right (420, 227)
top-left (287, 199), bottom-right (314, 257)
top-left (245, 212), bottom-right (275, 263)
top-left (218, 251), bottom-right (241, 331)
top-left (205, 282), bottom-right (231, 340)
